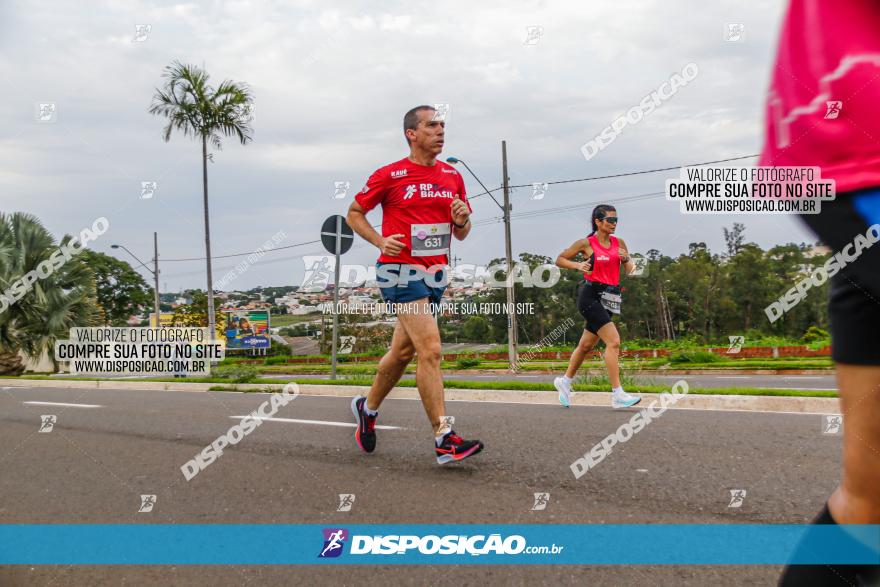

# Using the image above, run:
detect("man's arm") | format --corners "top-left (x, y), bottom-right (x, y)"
top-left (346, 201), bottom-right (405, 256)
top-left (451, 195), bottom-right (471, 241)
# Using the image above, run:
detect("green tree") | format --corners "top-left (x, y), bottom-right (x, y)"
top-left (149, 60), bottom-right (254, 340)
top-left (461, 316), bottom-right (489, 341)
top-left (0, 213), bottom-right (103, 375)
top-left (79, 250), bottom-right (153, 325)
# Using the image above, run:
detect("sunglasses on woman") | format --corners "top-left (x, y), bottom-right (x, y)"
top-left (600, 216), bottom-right (619, 224)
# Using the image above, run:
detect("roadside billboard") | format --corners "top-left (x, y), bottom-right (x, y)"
top-left (224, 310), bottom-right (271, 349)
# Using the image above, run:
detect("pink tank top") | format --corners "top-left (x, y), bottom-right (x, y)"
top-left (759, 0), bottom-right (880, 193)
top-left (586, 234), bottom-right (620, 286)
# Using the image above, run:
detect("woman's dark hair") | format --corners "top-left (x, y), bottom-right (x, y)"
top-left (589, 204), bottom-right (617, 235)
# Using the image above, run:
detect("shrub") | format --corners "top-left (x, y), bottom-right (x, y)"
top-left (801, 326), bottom-right (830, 344)
top-left (455, 358), bottom-right (481, 369)
top-left (668, 351), bottom-right (721, 364)
top-left (212, 364), bottom-right (260, 383)
top-left (264, 356), bottom-right (290, 365)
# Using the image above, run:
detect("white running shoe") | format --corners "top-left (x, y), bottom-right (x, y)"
top-left (612, 389), bottom-right (641, 409)
top-left (554, 377), bottom-right (572, 408)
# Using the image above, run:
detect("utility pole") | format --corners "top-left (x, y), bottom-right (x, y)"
top-left (502, 141), bottom-right (518, 371)
top-left (153, 232), bottom-right (161, 327)
top-left (330, 216), bottom-right (341, 380)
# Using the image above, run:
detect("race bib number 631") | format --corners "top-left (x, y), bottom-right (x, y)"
top-left (410, 223), bottom-right (451, 257)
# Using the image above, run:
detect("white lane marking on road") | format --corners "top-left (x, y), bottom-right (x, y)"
top-left (636, 469), bottom-right (649, 473)
top-left (23, 401), bottom-right (103, 408)
top-left (783, 376), bottom-right (823, 380)
top-left (718, 376), bottom-right (751, 379)
top-left (754, 387), bottom-right (835, 391)
top-left (229, 416), bottom-right (401, 430)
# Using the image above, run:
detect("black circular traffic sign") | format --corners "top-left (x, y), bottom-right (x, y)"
top-left (320, 215), bottom-right (354, 255)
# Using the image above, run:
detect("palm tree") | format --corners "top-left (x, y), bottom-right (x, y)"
top-left (149, 61), bottom-right (254, 338)
top-left (0, 213), bottom-right (103, 375)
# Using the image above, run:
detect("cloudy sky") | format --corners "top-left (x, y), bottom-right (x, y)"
top-left (0, 0), bottom-right (806, 293)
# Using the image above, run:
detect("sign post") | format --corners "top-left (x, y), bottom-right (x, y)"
top-left (320, 215), bottom-right (354, 380)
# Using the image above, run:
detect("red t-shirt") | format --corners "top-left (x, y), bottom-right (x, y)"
top-left (585, 234), bottom-right (621, 286)
top-left (355, 157), bottom-right (470, 270)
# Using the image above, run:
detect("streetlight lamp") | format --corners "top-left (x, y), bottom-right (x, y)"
top-left (112, 232), bottom-right (160, 326)
top-left (447, 148), bottom-right (519, 371)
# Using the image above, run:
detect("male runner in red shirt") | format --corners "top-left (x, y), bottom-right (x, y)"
top-left (346, 105), bottom-right (484, 464)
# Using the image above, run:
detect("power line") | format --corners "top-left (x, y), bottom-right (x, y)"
top-left (470, 190), bottom-right (667, 227)
top-left (154, 153), bottom-right (759, 263)
top-left (468, 153), bottom-right (759, 201)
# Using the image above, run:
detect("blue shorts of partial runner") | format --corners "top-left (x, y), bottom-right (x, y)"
top-left (376, 263), bottom-right (447, 306)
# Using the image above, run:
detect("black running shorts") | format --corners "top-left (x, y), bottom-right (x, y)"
top-left (800, 188), bottom-right (880, 365)
top-left (577, 280), bottom-right (613, 335)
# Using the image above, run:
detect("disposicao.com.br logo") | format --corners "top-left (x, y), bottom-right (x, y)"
top-left (318, 528), bottom-right (563, 558)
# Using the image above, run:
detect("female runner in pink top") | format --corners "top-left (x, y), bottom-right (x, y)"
top-left (553, 205), bottom-right (640, 409)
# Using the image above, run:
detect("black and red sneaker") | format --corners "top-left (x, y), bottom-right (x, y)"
top-left (435, 430), bottom-right (483, 464)
top-left (351, 396), bottom-right (377, 453)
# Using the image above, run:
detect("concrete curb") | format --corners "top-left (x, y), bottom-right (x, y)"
top-left (3, 379), bottom-right (840, 414)
top-left (261, 368), bottom-right (835, 377)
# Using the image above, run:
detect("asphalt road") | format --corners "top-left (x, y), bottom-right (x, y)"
top-left (0, 384), bottom-right (844, 586)
top-left (290, 372), bottom-right (838, 390)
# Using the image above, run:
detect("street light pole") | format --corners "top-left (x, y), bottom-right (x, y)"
top-left (153, 232), bottom-right (161, 326)
top-left (111, 239), bottom-right (161, 326)
top-left (501, 140), bottom-right (518, 371)
top-left (445, 150), bottom-right (518, 371)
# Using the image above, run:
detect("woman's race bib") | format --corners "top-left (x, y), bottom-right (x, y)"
top-left (599, 289), bottom-right (622, 314)
top-left (410, 223), bottom-right (451, 257)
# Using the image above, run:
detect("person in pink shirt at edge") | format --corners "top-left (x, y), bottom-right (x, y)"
top-left (763, 1), bottom-right (880, 584)
top-left (346, 105), bottom-right (483, 465)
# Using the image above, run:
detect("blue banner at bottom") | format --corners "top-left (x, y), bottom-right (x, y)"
top-left (0, 524), bottom-right (878, 565)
